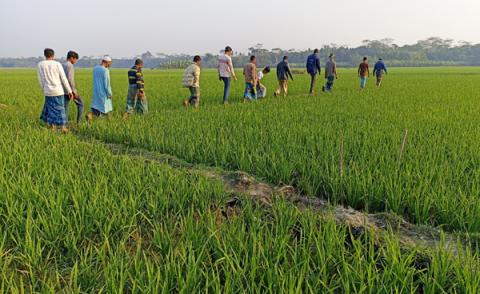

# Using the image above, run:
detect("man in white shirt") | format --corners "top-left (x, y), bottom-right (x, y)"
top-left (38, 48), bottom-right (73, 133)
top-left (217, 46), bottom-right (236, 104)
top-left (256, 66), bottom-right (271, 98)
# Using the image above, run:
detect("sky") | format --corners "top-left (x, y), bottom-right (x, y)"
top-left (0, 0), bottom-right (479, 58)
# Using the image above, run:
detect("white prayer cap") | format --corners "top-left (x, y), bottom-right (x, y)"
top-left (102, 55), bottom-right (112, 62)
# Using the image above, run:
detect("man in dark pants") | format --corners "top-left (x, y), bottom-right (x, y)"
top-left (306, 49), bottom-right (321, 94)
top-left (63, 51), bottom-right (84, 124)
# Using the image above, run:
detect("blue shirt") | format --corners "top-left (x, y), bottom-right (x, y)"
top-left (276, 61), bottom-right (293, 81)
top-left (306, 54), bottom-right (321, 75)
top-left (91, 65), bottom-right (113, 113)
top-left (373, 61), bottom-right (388, 76)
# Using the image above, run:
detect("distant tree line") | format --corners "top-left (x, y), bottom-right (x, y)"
top-left (2, 38), bottom-right (480, 69)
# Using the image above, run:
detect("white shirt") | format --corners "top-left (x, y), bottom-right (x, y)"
top-left (218, 54), bottom-right (235, 78)
top-left (37, 60), bottom-right (72, 96)
top-left (257, 71), bottom-right (264, 81)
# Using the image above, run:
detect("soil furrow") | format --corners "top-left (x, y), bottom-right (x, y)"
top-left (82, 137), bottom-right (466, 254)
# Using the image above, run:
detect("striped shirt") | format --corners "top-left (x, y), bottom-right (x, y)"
top-left (128, 66), bottom-right (145, 93)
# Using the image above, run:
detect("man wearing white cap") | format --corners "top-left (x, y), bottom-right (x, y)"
top-left (87, 55), bottom-right (113, 121)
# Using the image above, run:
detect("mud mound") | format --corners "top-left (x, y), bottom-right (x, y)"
top-left (224, 170), bottom-right (458, 252)
top-left (84, 138), bottom-right (462, 253)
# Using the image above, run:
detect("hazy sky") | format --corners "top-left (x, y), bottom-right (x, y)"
top-left (1, 0), bottom-right (479, 57)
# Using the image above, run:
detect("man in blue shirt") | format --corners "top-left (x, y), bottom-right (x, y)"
top-left (306, 49), bottom-right (321, 94)
top-left (373, 58), bottom-right (388, 87)
top-left (274, 56), bottom-right (294, 97)
top-left (86, 55), bottom-right (113, 121)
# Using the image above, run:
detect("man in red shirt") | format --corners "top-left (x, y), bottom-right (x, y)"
top-left (358, 57), bottom-right (370, 89)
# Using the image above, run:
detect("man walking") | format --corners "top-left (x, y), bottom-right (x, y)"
top-left (182, 55), bottom-right (202, 108)
top-left (323, 54), bottom-right (338, 92)
top-left (124, 59), bottom-right (148, 117)
top-left (63, 51), bottom-right (83, 124)
top-left (373, 58), bottom-right (388, 87)
top-left (358, 57), bottom-right (370, 89)
top-left (87, 55), bottom-right (113, 121)
top-left (306, 49), bottom-right (321, 94)
top-left (274, 56), bottom-right (294, 97)
top-left (38, 48), bottom-right (73, 133)
top-left (256, 66), bottom-right (271, 98)
top-left (218, 46), bottom-right (236, 104)
top-left (243, 55), bottom-right (257, 101)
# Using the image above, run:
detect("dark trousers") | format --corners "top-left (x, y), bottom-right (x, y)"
top-left (64, 95), bottom-right (84, 124)
top-left (309, 74), bottom-right (317, 94)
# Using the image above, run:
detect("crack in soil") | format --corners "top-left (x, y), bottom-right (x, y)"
top-left (88, 139), bottom-right (466, 254)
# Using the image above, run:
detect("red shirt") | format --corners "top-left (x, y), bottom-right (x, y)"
top-left (358, 62), bottom-right (369, 77)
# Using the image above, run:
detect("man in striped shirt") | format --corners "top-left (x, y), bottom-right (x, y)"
top-left (124, 59), bottom-right (148, 116)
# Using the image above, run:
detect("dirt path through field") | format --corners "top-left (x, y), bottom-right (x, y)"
top-left (78, 136), bottom-right (465, 254)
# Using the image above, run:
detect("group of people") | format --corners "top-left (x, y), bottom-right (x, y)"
top-left (37, 49), bottom-right (81, 132)
top-left (37, 46), bottom-right (389, 131)
top-left (358, 56), bottom-right (389, 88)
top-left (212, 46), bottom-right (296, 104)
top-left (307, 50), bottom-right (388, 93)
top-left (37, 48), bottom-right (147, 132)
top-left (203, 47), bottom-right (389, 108)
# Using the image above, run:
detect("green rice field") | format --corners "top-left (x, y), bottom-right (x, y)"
top-left (1, 67), bottom-right (480, 292)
